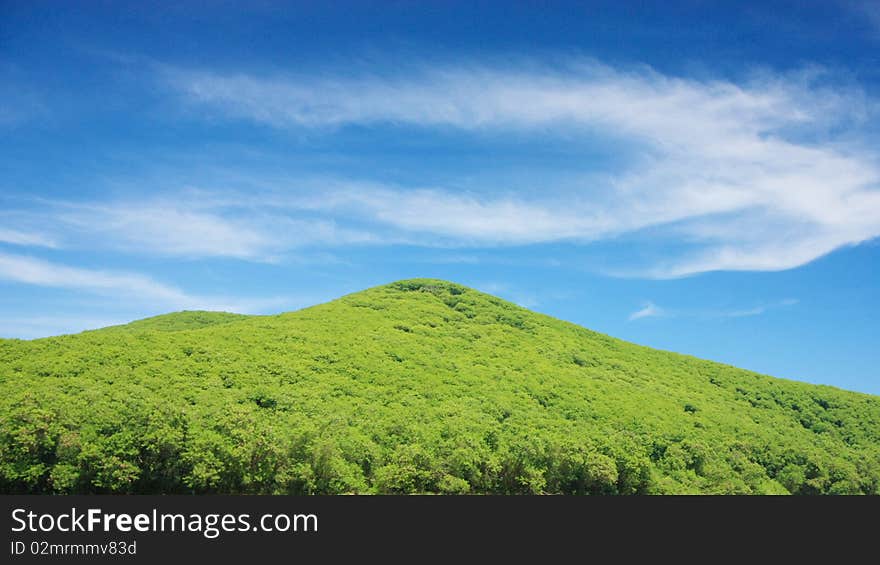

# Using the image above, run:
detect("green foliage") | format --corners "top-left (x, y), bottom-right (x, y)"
top-left (110, 311), bottom-right (250, 332)
top-left (0, 279), bottom-right (878, 494)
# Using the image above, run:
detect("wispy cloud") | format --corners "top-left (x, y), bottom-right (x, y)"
top-left (56, 201), bottom-right (280, 261)
top-left (0, 252), bottom-right (189, 303)
top-left (158, 60), bottom-right (880, 276)
top-left (0, 252), bottom-right (290, 313)
top-left (0, 228), bottom-right (57, 248)
top-left (716, 298), bottom-right (800, 318)
top-left (9, 194), bottom-right (381, 262)
top-left (295, 184), bottom-right (602, 245)
top-left (628, 301), bottom-right (665, 321)
top-left (4, 61), bottom-right (877, 277)
top-left (628, 298), bottom-right (799, 321)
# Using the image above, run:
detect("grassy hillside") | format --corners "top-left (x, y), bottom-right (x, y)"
top-left (109, 311), bottom-right (252, 332)
top-left (1, 279), bottom-right (878, 494)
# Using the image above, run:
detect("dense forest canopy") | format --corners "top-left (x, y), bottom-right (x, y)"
top-left (1, 279), bottom-right (878, 494)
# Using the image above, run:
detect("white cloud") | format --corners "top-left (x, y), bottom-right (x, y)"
top-left (0, 228), bottom-right (57, 248)
top-left (21, 196), bottom-right (380, 261)
top-left (722, 306), bottom-right (767, 318)
top-left (629, 302), bottom-right (665, 321)
top-left (714, 298), bottom-right (799, 318)
top-left (0, 252), bottom-right (289, 313)
top-left (160, 61), bottom-right (880, 276)
top-left (628, 298), bottom-right (798, 321)
top-left (57, 202), bottom-right (277, 260)
top-left (301, 185), bottom-right (598, 244)
top-left (0, 252), bottom-right (189, 302)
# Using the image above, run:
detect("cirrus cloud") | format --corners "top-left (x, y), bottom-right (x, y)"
top-left (158, 60), bottom-right (880, 277)
top-left (0, 251), bottom-right (289, 313)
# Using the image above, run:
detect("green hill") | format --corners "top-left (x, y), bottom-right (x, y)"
top-left (109, 311), bottom-right (252, 332)
top-left (1, 279), bottom-right (878, 494)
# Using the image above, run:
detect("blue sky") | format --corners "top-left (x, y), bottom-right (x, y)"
top-left (1, 1), bottom-right (879, 394)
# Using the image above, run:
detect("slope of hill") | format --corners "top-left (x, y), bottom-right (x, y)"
top-left (107, 311), bottom-right (253, 333)
top-left (0, 279), bottom-right (878, 494)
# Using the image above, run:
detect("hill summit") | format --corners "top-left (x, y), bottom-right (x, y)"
top-left (1, 279), bottom-right (878, 494)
